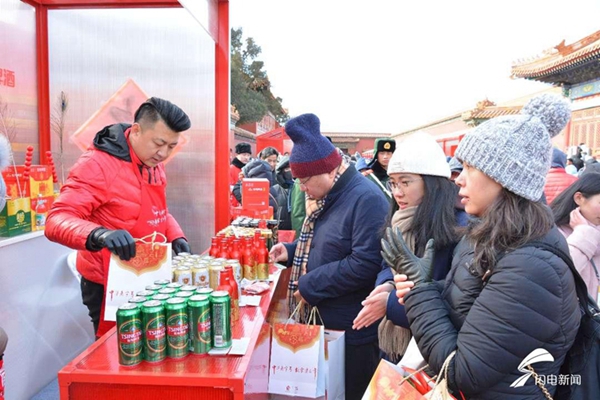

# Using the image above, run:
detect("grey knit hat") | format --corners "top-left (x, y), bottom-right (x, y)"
top-left (455, 93), bottom-right (571, 201)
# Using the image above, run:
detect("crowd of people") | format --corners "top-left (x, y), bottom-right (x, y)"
top-left (1, 91), bottom-right (593, 399)
top-left (263, 93), bottom-right (597, 399)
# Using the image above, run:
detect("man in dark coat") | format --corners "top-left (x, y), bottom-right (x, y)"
top-left (365, 138), bottom-right (395, 197)
top-left (269, 113), bottom-right (388, 400)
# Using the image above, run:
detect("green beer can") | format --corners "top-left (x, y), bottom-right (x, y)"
top-left (128, 296), bottom-right (148, 307)
top-left (141, 300), bottom-right (166, 363)
top-left (116, 303), bottom-right (143, 366)
top-left (166, 282), bottom-right (183, 291)
top-left (179, 285), bottom-right (197, 293)
top-left (158, 287), bottom-right (178, 297)
top-left (154, 279), bottom-right (171, 287)
top-left (152, 293), bottom-right (171, 305)
top-left (175, 291), bottom-right (194, 302)
top-left (145, 284), bottom-right (162, 293)
top-left (165, 297), bottom-right (189, 359)
top-left (188, 294), bottom-right (212, 354)
top-left (210, 291), bottom-right (232, 348)
top-left (136, 290), bottom-right (156, 300)
top-left (195, 287), bottom-right (213, 296)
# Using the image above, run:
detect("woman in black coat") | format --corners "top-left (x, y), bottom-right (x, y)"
top-left (389, 94), bottom-right (580, 399)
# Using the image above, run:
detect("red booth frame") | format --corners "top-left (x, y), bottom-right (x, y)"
top-left (20, 0), bottom-right (232, 232)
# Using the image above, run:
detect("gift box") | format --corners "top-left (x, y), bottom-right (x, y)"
top-left (2, 165), bottom-right (53, 199)
top-left (242, 178), bottom-right (270, 209)
top-left (0, 197), bottom-right (32, 237)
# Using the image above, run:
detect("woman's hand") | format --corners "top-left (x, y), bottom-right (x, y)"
top-left (352, 283), bottom-right (393, 330)
top-left (394, 274), bottom-right (415, 305)
top-left (570, 207), bottom-right (589, 229)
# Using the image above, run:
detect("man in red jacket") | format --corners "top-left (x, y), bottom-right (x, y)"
top-left (45, 97), bottom-right (191, 338)
top-left (544, 147), bottom-right (578, 204)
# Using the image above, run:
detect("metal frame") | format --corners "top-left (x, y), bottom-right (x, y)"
top-left (20, 0), bottom-right (230, 229)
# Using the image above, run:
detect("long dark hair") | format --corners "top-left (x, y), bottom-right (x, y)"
top-left (467, 189), bottom-right (554, 275)
top-left (384, 175), bottom-right (459, 257)
top-left (551, 172), bottom-right (600, 226)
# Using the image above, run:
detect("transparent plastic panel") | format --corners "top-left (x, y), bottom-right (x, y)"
top-left (48, 7), bottom-right (215, 251)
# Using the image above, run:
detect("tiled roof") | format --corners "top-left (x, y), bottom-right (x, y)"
top-left (462, 106), bottom-right (521, 120)
top-left (511, 30), bottom-right (600, 79)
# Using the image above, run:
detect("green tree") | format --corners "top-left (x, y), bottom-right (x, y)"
top-left (231, 27), bottom-right (289, 126)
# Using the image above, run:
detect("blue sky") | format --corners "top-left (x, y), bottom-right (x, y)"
top-left (231, 0), bottom-right (600, 133)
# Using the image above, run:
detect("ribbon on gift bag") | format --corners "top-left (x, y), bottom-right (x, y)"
top-left (104, 232), bottom-right (172, 321)
top-left (268, 303), bottom-right (326, 398)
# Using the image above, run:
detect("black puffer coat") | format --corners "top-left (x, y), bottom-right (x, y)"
top-left (405, 226), bottom-right (580, 399)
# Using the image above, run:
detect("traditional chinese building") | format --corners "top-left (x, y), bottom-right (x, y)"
top-left (512, 30), bottom-right (600, 151)
top-left (324, 131), bottom-right (391, 157)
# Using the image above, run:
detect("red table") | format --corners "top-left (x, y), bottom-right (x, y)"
top-left (58, 268), bottom-right (291, 400)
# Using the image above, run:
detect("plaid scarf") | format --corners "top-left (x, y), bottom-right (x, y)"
top-left (287, 157), bottom-right (349, 321)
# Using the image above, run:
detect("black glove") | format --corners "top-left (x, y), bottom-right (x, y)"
top-left (172, 238), bottom-right (191, 255)
top-left (88, 228), bottom-right (136, 261)
top-left (380, 227), bottom-right (435, 286)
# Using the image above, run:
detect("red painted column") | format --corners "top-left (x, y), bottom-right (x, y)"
top-left (34, 3), bottom-right (51, 164)
top-left (214, 0), bottom-right (230, 232)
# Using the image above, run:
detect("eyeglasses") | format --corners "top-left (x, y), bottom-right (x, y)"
top-left (298, 176), bottom-right (313, 190)
top-left (386, 178), bottom-right (422, 192)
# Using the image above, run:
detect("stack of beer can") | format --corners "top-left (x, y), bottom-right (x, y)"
top-left (116, 278), bottom-right (233, 367)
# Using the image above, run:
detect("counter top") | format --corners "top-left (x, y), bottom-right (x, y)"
top-left (0, 230), bottom-right (46, 248)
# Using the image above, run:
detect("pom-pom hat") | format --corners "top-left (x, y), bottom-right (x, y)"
top-left (285, 113), bottom-right (342, 179)
top-left (456, 93), bottom-right (571, 201)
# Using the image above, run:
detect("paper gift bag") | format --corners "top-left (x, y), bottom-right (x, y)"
top-left (245, 323), bottom-right (272, 394)
top-left (361, 359), bottom-right (427, 400)
top-left (324, 329), bottom-right (345, 400)
top-left (399, 337), bottom-right (427, 371)
top-left (104, 232), bottom-right (172, 321)
top-left (268, 321), bottom-right (325, 398)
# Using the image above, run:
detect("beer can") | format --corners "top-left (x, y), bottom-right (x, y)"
top-left (208, 262), bottom-right (223, 290)
top-left (158, 287), bottom-right (177, 297)
top-left (165, 297), bottom-right (189, 359)
top-left (210, 291), bottom-right (232, 348)
top-left (180, 285), bottom-right (197, 293)
top-left (145, 284), bottom-right (163, 293)
top-left (136, 290), bottom-right (156, 299)
top-left (178, 252), bottom-right (192, 257)
top-left (192, 264), bottom-right (210, 288)
top-left (141, 300), bottom-right (166, 363)
top-left (153, 279), bottom-right (171, 287)
top-left (152, 293), bottom-right (171, 305)
top-left (175, 291), bottom-right (194, 302)
top-left (225, 259), bottom-right (243, 284)
top-left (174, 266), bottom-right (193, 285)
top-left (188, 294), bottom-right (212, 354)
top-left (128, 296), bottom-right (149, 307)
top-left (116, 303), bottom-right (143, 366)
top-left (195, 287), bottom-right (214, 296)
top-left (166, 282), bottom-right (183, 291)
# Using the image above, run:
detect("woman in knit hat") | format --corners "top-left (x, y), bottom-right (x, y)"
top-left (352, 132), bottom-right (465, 362)
top-left (390, 93), bottom-right (579, 399)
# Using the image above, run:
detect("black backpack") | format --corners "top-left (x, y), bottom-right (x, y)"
top-left (525, 241), bottom-right (600, 400)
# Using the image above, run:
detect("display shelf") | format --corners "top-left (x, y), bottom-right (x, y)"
top-left (58, 268), bottom-right (291, 400)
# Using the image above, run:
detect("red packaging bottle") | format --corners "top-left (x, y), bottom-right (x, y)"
top-left (223, 266), bottom-right (240, 321)
top-left (209, 237), bottom-right (220, 258)
top-left (256, 237), bottom-right (269, 281)
top-left (242, 239), bottom-right (257, 280)
top-left (219, 269), bottom-right (238, 321)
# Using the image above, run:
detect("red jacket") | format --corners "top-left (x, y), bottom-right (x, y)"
top-left (544, 168), bottom-right (577, 205)
top-left (45, 124), bottom-right (184, 284)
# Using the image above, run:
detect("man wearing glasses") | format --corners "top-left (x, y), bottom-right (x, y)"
top-left (46, 97), bottom-right (192, 338)
top-left (269, 113), bottom-right (388, 400)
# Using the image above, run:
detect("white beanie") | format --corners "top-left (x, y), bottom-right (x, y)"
top-left (387, 131), bottom-right (450, 178)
